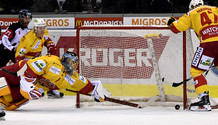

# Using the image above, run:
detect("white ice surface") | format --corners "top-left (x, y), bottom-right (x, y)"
top-left (1, 96), bottom-right (218, 125)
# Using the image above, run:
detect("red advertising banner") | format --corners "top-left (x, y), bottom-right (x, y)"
top-left (0, 18), bottom-right (19, 29)
top-left (79, 35), bottom-right (169, 79)
top-left (75, 17), bottom-right (123, 28)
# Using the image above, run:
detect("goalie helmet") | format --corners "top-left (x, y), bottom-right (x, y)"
top-left (61, 51), bottom-right (79, 75)
top-left (189, 0), bottom-right (204, 10)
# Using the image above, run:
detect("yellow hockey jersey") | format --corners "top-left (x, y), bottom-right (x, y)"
top-left (171, 5), bottom-right (218, 43)
top-left (15, 29), bottom-right (56, 62)
top-left (25, 55), bottom-right (90, 92)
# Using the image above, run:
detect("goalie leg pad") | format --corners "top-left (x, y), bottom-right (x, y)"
top-left (0, 96), bottom-right (29, 111)
top-left (91, 81), bottom-right (112, 102)
top-left (0, 86), bottom-right (11, 96)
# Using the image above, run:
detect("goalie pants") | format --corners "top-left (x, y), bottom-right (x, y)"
top-left (0, 61), bottom-right (26, 103)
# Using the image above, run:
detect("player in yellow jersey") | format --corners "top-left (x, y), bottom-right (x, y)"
top-left (167, 0), bottom-right (218, 111)
top-left (15, 18), bottom-right (57, 61)
top-left (0, 51), bottom-right (111, 110)
top-left (15, 18), bottom-right (64, 98)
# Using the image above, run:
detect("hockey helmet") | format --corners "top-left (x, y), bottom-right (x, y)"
top-left (34, 18), bottom-right (46, 27)
top-left (19, 9), bottom-right (32, 19)
top-left (61, 51), bottom-right (79, 75)
top-left (189, 0), bottom-right (204, 10)
top-left (33, 18), bottom-right (46, 33)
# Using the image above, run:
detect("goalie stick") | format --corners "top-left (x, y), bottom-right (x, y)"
top-left (66, 89), bottom-right (159, 108)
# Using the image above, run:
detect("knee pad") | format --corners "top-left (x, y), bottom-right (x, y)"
top-left (190, 67), bottom-right (204, 78)
top-left (0, 86), bottom-right (11, 96)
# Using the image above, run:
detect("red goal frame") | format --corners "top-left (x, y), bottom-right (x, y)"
top-left (75, 26), bottom-right (188, 109)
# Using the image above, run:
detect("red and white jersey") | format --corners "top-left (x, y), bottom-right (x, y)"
top-left (1, 22), bottom-right (29, 51)
top-left (171, 5), bottom-right (218, 43)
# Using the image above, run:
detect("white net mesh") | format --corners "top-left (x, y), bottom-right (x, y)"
top-left (77, 26), bottom-right (196, 107)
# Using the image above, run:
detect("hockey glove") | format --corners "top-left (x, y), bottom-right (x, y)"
top-left (29, 88), bottom-right (42, 100)
top-left (167, 17), bottom-right (176, 27)
top-left (91, 81), bottom-right (112, 102)
top-left (20, 87), bottom-right (42, 100)
top-left (20, 75), bottom-right (41, 100)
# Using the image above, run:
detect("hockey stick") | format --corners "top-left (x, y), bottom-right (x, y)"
top-left (162, 66), bottom-right (214, 87)
top-left (66, 89), bottom-right (141, 108)
top-left (0, 68), bottom-right (17, 76)
top-left (66, 89), bottom-right (159, 108)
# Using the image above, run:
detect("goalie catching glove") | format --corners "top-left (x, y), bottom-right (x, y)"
top-left (167, 17), bottom-right (176, 27)
top-left (91, 81), bottom-right (112, 102)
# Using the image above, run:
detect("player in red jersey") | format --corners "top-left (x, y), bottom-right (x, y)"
top-left (0, 9), bottom-right (32, 67)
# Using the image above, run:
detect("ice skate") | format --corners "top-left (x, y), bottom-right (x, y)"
top-left (47, 90), bottom-right (64, 99)
top-left (189, 92), bottom-right (211, 111)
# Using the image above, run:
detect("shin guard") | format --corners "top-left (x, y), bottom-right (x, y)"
top-left (194, 74), bottom-right (208, 95)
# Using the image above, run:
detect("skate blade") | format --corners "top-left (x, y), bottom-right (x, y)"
top-left (48, 96), bottom-right (64, 99)
top-left (190, 105), bottom-right (212, 111)
top-left (0, 117), bottom-right (5, 121)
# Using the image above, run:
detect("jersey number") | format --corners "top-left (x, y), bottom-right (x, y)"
top-left (200, 12), bottom-right (218, 26)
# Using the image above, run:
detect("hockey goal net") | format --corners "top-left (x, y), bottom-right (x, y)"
top-left (75, 26), bottom-right (196, 109)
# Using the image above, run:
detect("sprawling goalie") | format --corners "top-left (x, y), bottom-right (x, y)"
top-left (167, 0), bottom-right (218, 111)
top-left (0, 51), bottom-right (111, 110)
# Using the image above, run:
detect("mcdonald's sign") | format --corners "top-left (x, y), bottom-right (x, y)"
top-left (75, 17), bottom-right (123, 28)
top-left (76, 20), bottom-right (83, 27)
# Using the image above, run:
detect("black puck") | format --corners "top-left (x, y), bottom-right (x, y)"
top-left (0, 110), bottom-right (6, 117)
top-left (175, 105), bottom-right (180, 110)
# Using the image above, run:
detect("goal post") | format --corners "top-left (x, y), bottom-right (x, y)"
top-left (75, 26), bottom-right (195, 109)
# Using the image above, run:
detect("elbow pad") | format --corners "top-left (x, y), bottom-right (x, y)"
top-left (1, 35), bottom-right (13, 51)
top-left (15, 56), bottom-right (25, 63)
top-left (47, 42), bottom-right (57, 55)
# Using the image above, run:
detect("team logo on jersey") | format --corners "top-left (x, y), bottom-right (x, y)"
top-left (49, 66), bottom-right (61, 75)
top-left (192, 47), bottom-right (203, 67)
top-left (79, 74), bottom-right (86, 83)
top-left (32, 40), bottom-right (41, 50)
top-left (38, 78), bottom-right (56, 89)
top-left (31, 60), bottom-right (46, 72)
top-left (198, 55), bottom-right (214, 70)
top-left (64, 74), bottom-right (76, 85)
top-left (18, 48), bottom-right (27, 56)
top-left (44, 35), bottom-right (48, 40)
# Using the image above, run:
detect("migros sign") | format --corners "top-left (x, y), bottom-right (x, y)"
top-left (124, 17), bottom-right (169, 26)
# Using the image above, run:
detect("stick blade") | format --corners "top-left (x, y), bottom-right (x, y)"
top-left (138, 95), bottom-right (160, 108)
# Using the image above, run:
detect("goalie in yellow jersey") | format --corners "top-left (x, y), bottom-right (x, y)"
top-left (167, 0), bottom-right (218, 111)
top-left (0, 51), bottom-right (111, 110)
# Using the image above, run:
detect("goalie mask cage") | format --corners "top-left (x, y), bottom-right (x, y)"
top-left (75, 26), bottom-right (196, 109)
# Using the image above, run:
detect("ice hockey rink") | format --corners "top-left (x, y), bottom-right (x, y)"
top-left (1, 96), bottom-right (218, 125)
